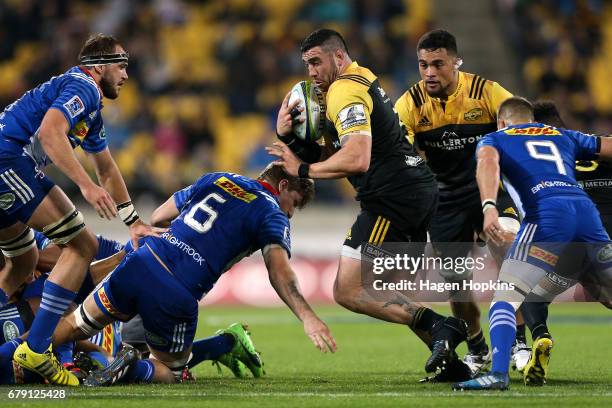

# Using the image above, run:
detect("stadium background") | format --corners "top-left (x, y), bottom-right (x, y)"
top-left (1, 0), bottom-right (610, 305)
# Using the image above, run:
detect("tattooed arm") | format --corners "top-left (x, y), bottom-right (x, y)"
top-left (263, 246), bottom-right (337, 353)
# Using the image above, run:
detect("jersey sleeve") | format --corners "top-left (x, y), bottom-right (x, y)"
top-left (326, 80), bottom-right (374, 140)
top-left (50, 76), bottom-right (100, 129)
top-left (173, 172), bottom-right (220, 210)
top-left (257, 209), bottom-right (291, 257)
top-left (394, 92), bottom-right (417, 145)
top-left (566, 130), bottom-right (601, 160)
top-left (95, 235), bottom-right (124, 260)
top-left (476, 133), bottom-right (499, 157)
top-left (80, 114), bottom-right (107, 153)
top-left (484, 81), bottom-right (513, 117)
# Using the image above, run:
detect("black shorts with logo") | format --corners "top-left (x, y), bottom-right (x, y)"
top-left (344, 191), bottom-right (438, 252)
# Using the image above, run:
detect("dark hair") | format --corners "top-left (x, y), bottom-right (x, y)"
top-left (498, 96), bottom-right (534, 120)
top-left (417, 29), bottom-right (458, 55)
top-left (300, 28), bottom-right (349, 55)
top-left (78, 33), bottom-right (122, 62)
top-left (533, 100), bottom-right (566, 128)
top-left (259, 164), bottom-right (315, 208)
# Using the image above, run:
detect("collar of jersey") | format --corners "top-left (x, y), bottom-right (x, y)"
top-left (433, 71), bottom-right (465, 104)
top-left (78, 66), bottom-right (105, 102)
top-left (341, 61), bottom-right (360, 75)
top-left (257, 180), bottom-right (279, 196)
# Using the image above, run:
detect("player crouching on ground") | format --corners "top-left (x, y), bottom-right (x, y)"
top-left (50, 164), bottom-right (336, 385)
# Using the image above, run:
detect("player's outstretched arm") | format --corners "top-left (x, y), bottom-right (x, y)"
top-left (476, 145), bottom-right (505, 245)
top-left (89, 148), bottom-right (167, 246)
top-left (263, 246), bottom-right (337, 353)
top-left (39, 109), bottom-right (117, 219)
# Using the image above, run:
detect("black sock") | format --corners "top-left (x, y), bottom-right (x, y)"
top-left (530, 324), bottom-right (551, 341)
top-left (515, 324), bottom-right (527, 343)
top-left (520, 301), bottom-right (551, 341)
top-left (467, 329), bottom-right (488, 354)
top-left (412, 307), bottom-right (443, 332)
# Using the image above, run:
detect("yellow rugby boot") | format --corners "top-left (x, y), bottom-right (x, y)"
top-left (14, 342), bottom-right (80, 386)
top-left (523, 336), bottom-right (553, 386)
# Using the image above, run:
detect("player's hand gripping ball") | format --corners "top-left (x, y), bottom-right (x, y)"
top-left (288, 80), bottom-right (326, 143)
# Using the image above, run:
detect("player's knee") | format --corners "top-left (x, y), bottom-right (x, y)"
top-left (65, 228), bottom-right (98, 260)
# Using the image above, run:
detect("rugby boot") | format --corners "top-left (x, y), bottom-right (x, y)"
top-left (463, 348), bottom-right (492, 375)
top-left (419, 350), bottom-right (473, 383)
top-left (523, 336), bottom-right (553, 386)
top-left (425, 316), bottom-right (468, 373)
top-left (510, 338), bottom-right (531, 372)
top-left (214, 323), bottom-right (264, 378)
top-left (13, 342), bottom-right (79, 386)
top-left (452, 371), bottom-right (509, 391)
top-left (83, 345), bottom-right (139, 386)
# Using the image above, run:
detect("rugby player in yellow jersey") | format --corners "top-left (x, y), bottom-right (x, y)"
top-left (267, 28), bottom-right (472, 381)
top-left (395, 29), bottom-right (518, 374)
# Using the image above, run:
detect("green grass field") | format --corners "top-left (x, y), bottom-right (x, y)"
top-left (1, 303), bottom-right (610, 407)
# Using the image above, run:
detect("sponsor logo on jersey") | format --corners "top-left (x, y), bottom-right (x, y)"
top-left (70, 119), bottom-right (90, 141)
top-left (214, 177), bottom-right (257, 203)
top-left (528, 246), bottom-right (558, 266)
top-left (97, 287), bottom-right (118, 316)
top-left (422, 131), bottom-right (484, 151)
top-left (102, 324), bottom-right (114, 354)
top-left (504, 126), bottom-right (561, 136)
top-left (597, 244), bottom-right (612, 263)
top-left (464, 108), bottom-right (483, 121)
top-left (417, 116), bottom-right (432, 127)
top-left (63, 95), bottom-right (85, 118)
top-left (3, 320), bottom-right (19, 341)
top-left (530, 180), bottom-right (577, 194)
top-left (405, 155), bottom-right (424, 167)
top-left (580, 179), bottom-right (612, 189)
top-left (161, 232), bottom-right (205, 266)
top-left (0, 192), bottom-right (15, 210)
top-left (338, 104), bottom-right (368, 130)
top-left (377, 87), bottom-right (390, 103)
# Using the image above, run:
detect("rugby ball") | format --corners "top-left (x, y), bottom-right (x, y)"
top-left (288, 81), bottom-right (326, 142)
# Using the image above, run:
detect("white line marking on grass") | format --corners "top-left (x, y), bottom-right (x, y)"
top-left (69, 391), bottom-right (612, 398)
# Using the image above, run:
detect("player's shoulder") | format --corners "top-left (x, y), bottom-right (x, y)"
top-left (62, 67), bottom-right (102, 100)
top-left (330, 62), bottom-right (376, 95)
top-left (462, 71), bottom-right (509, 100)
top-left (397, 80), bottom-right (427, 110)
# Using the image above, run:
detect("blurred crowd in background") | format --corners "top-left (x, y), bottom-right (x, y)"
top-left (0, 0), bottom-right (610, 203)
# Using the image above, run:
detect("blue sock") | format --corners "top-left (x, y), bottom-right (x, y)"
top-left (27, 280), bottom-right (77, 353)
top-left (122, 359), bottom-right (154, 383)
top-left (0, 288), bottom-right (8, 308)
top-left (88, 351), bottom-right (109, 368)
top-left (489, 301), bottom-right (517, 374)
top-left (0, 338), bottom-right (23, 364)
top-left (188, 334), bottom-right (235, 368)
top-left (55, 341), bottom-right (74, 365)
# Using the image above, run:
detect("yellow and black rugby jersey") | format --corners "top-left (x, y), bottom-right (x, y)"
top-left (326, 61), bottom-right (435, 201)
top-left (576, 159), bottom-right (612, 215)
top-left (395, 71), bottom-right (512, 203)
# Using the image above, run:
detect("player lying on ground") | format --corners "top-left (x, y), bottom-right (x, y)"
top-left (453, 97), bottom-right (612, 391)
top-left (269, 28), bottom-right (471, 382)
top-left (0, 233), bottom-right (267, 384)
top-left (0, 33), bottom-right (164, 386)
top-left (50, 165), bottom-right (336, 385)
top-left (509, 101), bottom-right (612, 374)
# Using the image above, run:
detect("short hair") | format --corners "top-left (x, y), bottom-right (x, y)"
top-left (533, 100), bottom-right (566, 128)
top-left (300, 28), bottom-right (349, 55)
top-left (498, 96), bottom-right (534, 121)
top-left (259, 164), bottom-right (315, 209)
top-left (417, 29), bottom-right (458, 55)
top-left (78, 33), bottom-right (122, 62)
